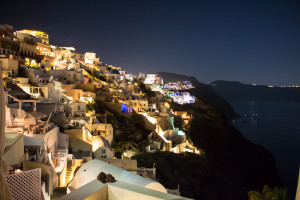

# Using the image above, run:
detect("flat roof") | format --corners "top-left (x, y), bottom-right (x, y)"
top-left (58, 180), bottom-right (191, 200)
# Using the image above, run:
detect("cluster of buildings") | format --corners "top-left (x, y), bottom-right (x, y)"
top-left (164, 81), bottom-right (194, 91)
top-left (1, 24), bottom-right (197, 200)
top-left (144, 74), bottom-right (196, 105)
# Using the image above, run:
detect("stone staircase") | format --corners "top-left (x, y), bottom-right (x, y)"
top-left (64, 166), bottom-right (74, 187)
top-left (111, 90), bottom-right (126, 101)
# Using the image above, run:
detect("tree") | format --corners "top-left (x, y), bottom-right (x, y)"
top-left (86, 102), bottom-right (95, 113)
top-left (248, 185), bottom-right (288, 200)
top-left (174, 115), bottom-right (183, 129)
top-left (138, 82), bottom-right (156, 98)
top-left (111, 141), bottom-right (124, 159)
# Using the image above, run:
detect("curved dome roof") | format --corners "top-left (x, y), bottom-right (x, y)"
top-left (109, 69), bottom-right (120, 75)
top-left (68, 159), bottom-right (167, 193)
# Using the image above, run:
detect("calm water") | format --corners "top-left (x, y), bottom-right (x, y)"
top-left (231, 101), bottom-right (300, 195)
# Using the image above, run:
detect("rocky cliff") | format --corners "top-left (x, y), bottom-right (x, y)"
top-left (133, 99), bottom-right (281, 199)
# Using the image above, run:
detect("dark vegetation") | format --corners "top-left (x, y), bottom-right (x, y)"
top-left (86, 68), bottom-right (107, 82)
top-left (86, 102), bottom-right (95, 113)
top-left (138, 82), bottom-right (156, 98)
top-left (248, 185), bottom-right (289, 200)
top-left (97, 172), bottom-right (116, 183)
top-left (94, 100), bottom-right (152, 155)
top-left (134, 99), bottom-right (281, 199)
top-left (18, 66), bottom-right (28, 78)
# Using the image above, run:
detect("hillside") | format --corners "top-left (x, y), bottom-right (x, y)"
top-left (210, 80), bottom-right (300, 102)
top-left (157, 72), bottom-right (239, 120)
top-left (133, 99), bottom-right (281, 199)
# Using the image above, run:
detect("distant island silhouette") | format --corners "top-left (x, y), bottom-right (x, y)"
top-left (210, 80), bottom-right (300, 102)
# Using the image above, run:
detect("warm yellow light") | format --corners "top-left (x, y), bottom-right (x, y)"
top-left (15, 169), bottom-right (22, 173)
top-left (92, 139), bottom-right (101, 152)
top-left (22, 30), bottom-right (49, 39)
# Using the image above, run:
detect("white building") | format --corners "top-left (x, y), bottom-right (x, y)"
top-left (67, 159), bottom-right (167, 193)
top-left (85, 115), bottom-right (113, 144)
top-left (17, 82), bottom-right (62, 102)
top-left (93, 136), bottom-right (113, 158)
top-left (85, 52), bottom-right (99, 64)
top-left (172, 92), bottom-right (195, 104)
top-left (124, 99), bottom-right (149, 113)
top-left (58, 160), bottom-right (191, 200)
top-left (14, 30), bottom-right (49, 45)
top-left (107, 69), bottom-right (121, 81)
top-left (66, 69), bottom-right (83, 84)
top-left (64, 102), bottom-right (86, 117)
top-left (144, 74), bottom-right (163, 85)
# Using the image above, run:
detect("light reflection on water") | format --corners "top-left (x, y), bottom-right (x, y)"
top-left (231, 101), bottom-right (300, 196)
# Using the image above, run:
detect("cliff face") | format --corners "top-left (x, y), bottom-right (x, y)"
top-left (157, 72), bottom-right (239, 120)
top-left (133, 100), bottom-right (281, 199)
top-left (187, 100), bottom-right (281, 198)
top-left (133, 72), bottom-right (281, 199)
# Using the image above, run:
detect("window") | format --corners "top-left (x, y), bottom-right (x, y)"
top-left (78, 106), bottom-right (80, 110)
top-left (102, 149), bottom-right (106, 154)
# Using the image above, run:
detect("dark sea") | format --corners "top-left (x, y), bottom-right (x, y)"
top-left (231, 101), bottom-right (300, 196)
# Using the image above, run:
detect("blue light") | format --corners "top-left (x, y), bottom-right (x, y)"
top-left (121, 103), bottom-right (129, 113)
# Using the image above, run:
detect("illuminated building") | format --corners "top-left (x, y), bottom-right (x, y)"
top-left (144, 73), bottom-right (163, 85)
top-left (73, 51), bottom-right (85, 61)
top-left (0, 25), bottom-right (20, 59)
top-left (0, 58), bottom-right (18, 77)
top-left (15, 30), bottom-right (49, 45)
top-left (36, 42), bottom-right (54, 57)
top-left (85, 52), bottom-right (99, 64)
top-left (107, 69), bottom-right (121, 81)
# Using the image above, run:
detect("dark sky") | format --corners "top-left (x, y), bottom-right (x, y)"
top-left (3, 0), bottom-right (300, 85)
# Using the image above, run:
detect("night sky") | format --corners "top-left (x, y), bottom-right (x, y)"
top-left (3, 0), bottom-right (300, 86)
